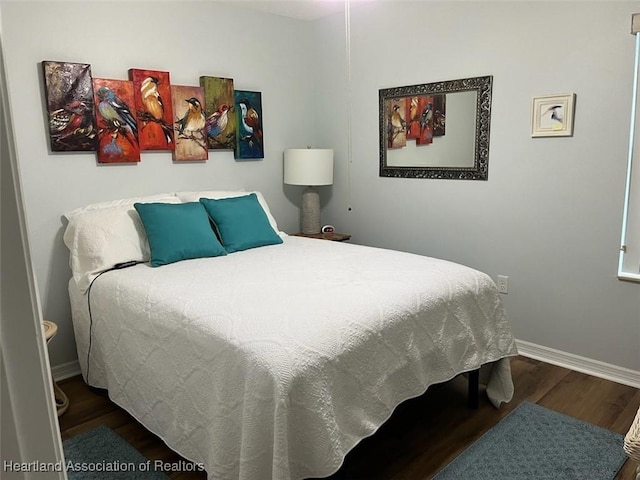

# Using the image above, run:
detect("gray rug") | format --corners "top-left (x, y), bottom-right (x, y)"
top-left (434, 401), bottom-right (627, 479)
top-left (63, 425), bottom-right (170, 479)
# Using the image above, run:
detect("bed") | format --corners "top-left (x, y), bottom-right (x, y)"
top-left (64, 190), bottom-right (518, 480)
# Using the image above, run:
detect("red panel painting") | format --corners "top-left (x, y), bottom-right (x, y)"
top-left (171, 85), bottom-right (208, 161)
top-left (406, 97), bottom-right (421, 139)
top-left (42, 61), bottom-right (97, 152)
top-left (129, 69), bottom-right (175, 150)
top-left (93, 79), bottom-right (140, 163)
top-left (416, 96), bottom-right (434, 145)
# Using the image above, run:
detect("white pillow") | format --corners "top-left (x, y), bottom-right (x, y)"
top-left (63, 193), bottom-right (179, 293)
top-left (175, 190), bottom-right (281, 234)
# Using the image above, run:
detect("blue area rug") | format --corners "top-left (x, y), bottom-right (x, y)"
top-left (434, 402), bottom-right (627, 480)
top-left (63, 425), bottom-right (170, 479)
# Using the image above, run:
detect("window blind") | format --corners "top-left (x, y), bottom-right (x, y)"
top-left (619, 14), bottom-right (640, 283)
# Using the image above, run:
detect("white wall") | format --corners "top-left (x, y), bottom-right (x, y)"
top-left (1, 22), bottom-right (65, 476)
top-left (1, 1), bottom-right (316, 367)
top-left (315, 1), bottom-right (640, 371)
top-left (2, 1), bottom-right (638, 376)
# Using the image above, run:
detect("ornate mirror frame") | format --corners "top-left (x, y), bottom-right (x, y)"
top-left (379, 75), bottom-right (493, 180)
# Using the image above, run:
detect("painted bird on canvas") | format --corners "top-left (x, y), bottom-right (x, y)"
top-left (49, 100), bottom-right (95, 145)
top-left (388, 104), bottom-right (405, 144)
top-left (176, 97), bottom-right (206, 137)
top-left (140, 76), bottom-right (173, 144)
top-left (96, 86), bottom-right (138, 146)
top-left (205, 103), bottom-right (233, 141)
top-left (420, 101), bottom-right (434, 134)
top-left (407, 97), bottom-right (420, 135)
top-left (237, 99), bottom-right (262, 147)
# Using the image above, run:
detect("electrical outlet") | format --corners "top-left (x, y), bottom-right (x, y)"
top-left (497, 275), bottom-right (509, 294)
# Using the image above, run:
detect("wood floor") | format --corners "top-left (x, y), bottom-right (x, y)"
top-left (57, 356), bottom-right (640, 479)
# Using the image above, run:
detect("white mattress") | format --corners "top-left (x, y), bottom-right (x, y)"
top-left (69, 236), bottom-right (517, 480)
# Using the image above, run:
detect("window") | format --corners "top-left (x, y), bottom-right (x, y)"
top-left (619, 14), bottom-right (640, 282)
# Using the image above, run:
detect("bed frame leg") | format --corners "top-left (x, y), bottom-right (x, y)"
top-left (468, 369), bottom-right (479, 409)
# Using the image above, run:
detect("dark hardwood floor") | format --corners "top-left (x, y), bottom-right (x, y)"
top-left (57, 356), bottom-right (640, 479)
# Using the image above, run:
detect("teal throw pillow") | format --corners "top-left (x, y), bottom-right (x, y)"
top-left (199, 193), bottom-right (283, 253)
top-left (134, 202), bottom-right (226, 267)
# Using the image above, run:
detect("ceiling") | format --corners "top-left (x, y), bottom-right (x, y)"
top-left (218, 0), bottom-right (350, 21)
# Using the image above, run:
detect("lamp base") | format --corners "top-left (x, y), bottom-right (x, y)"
top-left (301, 186), bottom-right (321, 234)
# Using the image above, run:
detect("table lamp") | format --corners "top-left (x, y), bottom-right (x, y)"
top-left (284, 148), bottom-right (334, 234)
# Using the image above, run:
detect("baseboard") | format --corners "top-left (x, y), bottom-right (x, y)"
top-left (516, 339), bottom-right (640, 389)
top-left (52, 360), bottom-right (81, 381)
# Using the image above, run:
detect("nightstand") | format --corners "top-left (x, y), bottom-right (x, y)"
top-left (293, 232), bottom-right (351, 242)
top-left (43, 320), bottom-right (69, 417)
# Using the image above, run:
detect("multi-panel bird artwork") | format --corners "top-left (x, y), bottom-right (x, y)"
top-left (234, 90), bottom-right (264, 159)
top-left (171, 85), bottom-right (208, 161)
top-left (42, 61), bottom-right (267, 163)
top-left (43, 61), bottom-right (98, 152)
top-left (386, 94), bottom-right (446, 150)
top-left (129, 69), bottom-right (175, 151)
top-left (92, 79), bottom-right (140, 163)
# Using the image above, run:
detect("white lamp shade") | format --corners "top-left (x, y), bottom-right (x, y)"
top-left (284, 149), bottom-right (334, 186)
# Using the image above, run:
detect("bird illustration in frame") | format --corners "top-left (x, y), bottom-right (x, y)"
top-left (546, 105), bottom-right (564, 126)
top-left (171, 85), bottom-right (208, 161)
top-left (92, 78), bottom-right (140, 163)
top-left (129, 68), bottom-right (175, 150)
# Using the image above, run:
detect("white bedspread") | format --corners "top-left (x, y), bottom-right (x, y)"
top-left (69, 236), bottom-right (517, 480)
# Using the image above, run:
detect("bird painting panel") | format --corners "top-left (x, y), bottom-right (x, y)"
top-left (387, 98), bottom-right (407, 149)
top-left (234, 90), bottom-right (264, 160)
top-left (199, 76), bottom-right (236, 150)
top-left (171, 85), bottom-right (208, 161)
top-left (129, 69), bottom-right (175, 150)
top-left (406, 97), bottom-right (421, 139)
top-left (432, 94), bottom-right (446, 137)
top-left (42, 61), bottom-right (98, 152)
top-left (92, 79), bottom-right (140, 163)
top-left (416, 96), bottom-right (434, 146)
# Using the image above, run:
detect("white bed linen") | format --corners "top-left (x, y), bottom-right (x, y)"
top-left (69, 236), bottom-right (517, 480)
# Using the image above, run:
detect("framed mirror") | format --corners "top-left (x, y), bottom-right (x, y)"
top-left (379, 75), bottom-right (492, 180)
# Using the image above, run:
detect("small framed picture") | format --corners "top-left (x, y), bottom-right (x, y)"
top-left (531, 93), bottom-right (576, 137)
